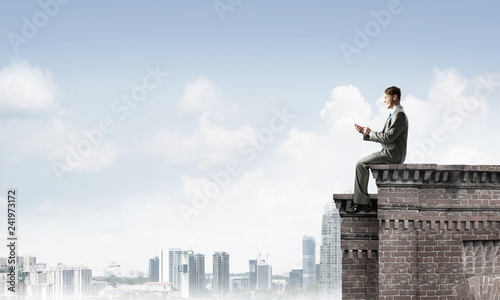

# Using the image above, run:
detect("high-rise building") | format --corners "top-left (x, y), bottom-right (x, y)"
top-left (74, 266), bottom-right (92, 298)
top-left (189, 252), bottom-right (205, 296)
top-left (169, 248), bottom-right (190, 298)
top-left (52, 265), bottom-right (92, 300)
top-left (256, 259), bottom-right (272, 290)
top-left (302, 235), bottom-right (316, 288)
top-left (289, 269), bottom-right (303, 288)
top-left (17, 255), bottom-right (36, 269)
top-left (316, 264), bottom-right (320, 284)
top-left (249, 259), bottom-right (257, 291)
top-left (319, 201), bottom-right (342, 299)
top-left (30, 268), bottom-right (51, 300)
top-left (249, 258), bottom-right (272, 290)
top-left (231, 276), bottom-right (249, 289)
top-left (212, 252), bottom-right (229, 296)
top-left (160, 249), bottom-right (165, 282)
top-left (149, 256), bottom-right (160, 282)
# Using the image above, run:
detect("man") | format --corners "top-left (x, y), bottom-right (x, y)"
top-left (347, 86), bottom-right (409, 213)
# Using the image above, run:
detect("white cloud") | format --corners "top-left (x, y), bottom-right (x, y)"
top-left (177, 77), bottom-right (221, 115)
top-left (441, 147), bottom-right (490, 165)
top-left (180, 174), bottom-right (215, 200)
top-left (73, 142), bottom-right (119, 172)
top-left (403, 69), bottom-right (493, 163)
top-left (0, 58), bottom-right (59, 112)
top-left (38, 200), bottom-right (67, 214)
top-left (428, 68), bottom-right (468, 102)
top-left (320, 84), bottom-right (372, 128)
top-left (0, 59), bottom-right (119, 174)
top-left (275, 128), bottom-right (319, 163)
top-left (275, 84), bottom-right (382, 194)
top-left (1, 115), bottom-right (119, 175)
top-left (143, 112), bottom-right (256, 168)
top-left (11, 118), bottom-right (72, 160)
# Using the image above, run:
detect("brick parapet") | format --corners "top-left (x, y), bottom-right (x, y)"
top-left (335, 164), bottom-right (500, 299)
top-left (334, 193), bottom-right (378, 217)
top-left (334, 194), bottom-right (379, 299)
top-left (371, 164), bottom-right (500, 189)
top-left (334, 194), bottom-right (379, 248)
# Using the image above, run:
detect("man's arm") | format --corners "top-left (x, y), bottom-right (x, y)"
top-left (364, 111), bottom-right (407, 144)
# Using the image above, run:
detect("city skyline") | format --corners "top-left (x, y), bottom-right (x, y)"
top-left (1, 1), bottom-right (500, 275)
top-left (7, 241), bottom-right (321, 278)
top-left (0, 249), bottom-right (324, 298)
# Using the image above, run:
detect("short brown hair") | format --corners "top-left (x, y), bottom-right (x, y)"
top-left (385, 86), bottom-right (401, 101)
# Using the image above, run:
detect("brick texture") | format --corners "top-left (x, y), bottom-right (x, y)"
top-left (335, 164), bottom-right (500, 300)
top-left (336, 194), bottom-right (379, 300)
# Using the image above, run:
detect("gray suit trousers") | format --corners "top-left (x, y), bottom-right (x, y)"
top-left (354, 151), bottom-right (402, 205)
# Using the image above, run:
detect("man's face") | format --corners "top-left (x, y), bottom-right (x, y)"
top-left (384, 93), bottom-right (397, 109)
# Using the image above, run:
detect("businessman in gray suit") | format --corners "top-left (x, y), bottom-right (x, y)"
top-left (347, 86), bottom-right (409, 213)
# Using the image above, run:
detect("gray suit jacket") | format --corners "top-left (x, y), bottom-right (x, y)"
top-left (363, 106), bottom-right (409, 163)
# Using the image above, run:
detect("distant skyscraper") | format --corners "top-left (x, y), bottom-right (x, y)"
top-left (160, 249), bottom-right (165, 282)
top-left (289, 269), bottom-right (303, 288)
top-left (231, 277), bottom-right (249, 289)
top-left (169, 248), bottom-right (190, 298)
top-left (189, 252), bottom-right (205, 296)
top-left (249, 259), bottom-right (257, 291)
top-left (316, 263), bottom-right (321, 284)
top-left (212, 252), bottom-right (230, 296)
top-left (52, 265), bottom-right (92, 300)
top-left (303, 235), bottom-right (317, 288)
top-left (17, 255), bottom-right (36, 269)
top-left (256, 259), bottom-right (272, 290)
top-left (30, 266), bottom-right (50, 300)
top-left (320, 201), bottom-right (342, 299)
top-left (249, 258), bottom-right (273, 290)
top-left (149, 256), bottom-right (160, 282)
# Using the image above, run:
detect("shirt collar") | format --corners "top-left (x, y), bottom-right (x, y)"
top-left (391, 105), bottom-right (403, 114)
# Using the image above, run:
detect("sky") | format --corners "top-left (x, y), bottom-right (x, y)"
top-left (1, 0), bottom-right (500, 276)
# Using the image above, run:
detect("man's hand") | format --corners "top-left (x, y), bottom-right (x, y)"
top-left (354, 123), bottom-right (371, 135)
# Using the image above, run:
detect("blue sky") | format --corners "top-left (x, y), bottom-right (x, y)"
top-left (1, 0), bottom-right (500, 275)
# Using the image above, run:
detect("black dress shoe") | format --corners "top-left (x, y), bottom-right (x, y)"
top-left (346, 203), bottom-right (372, 214)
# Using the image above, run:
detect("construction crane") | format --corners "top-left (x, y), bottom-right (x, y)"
top-left (101, 261), bottom-right (121, 268)
top-left (87, 261), bottom-right (121, 278)
top-left (79, 261), bottom-right (121, 268)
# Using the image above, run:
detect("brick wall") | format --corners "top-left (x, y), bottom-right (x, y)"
top-left (335, 164), bottom-right (500, 300)
top-left (335, 194), bottom-right (379, 299)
